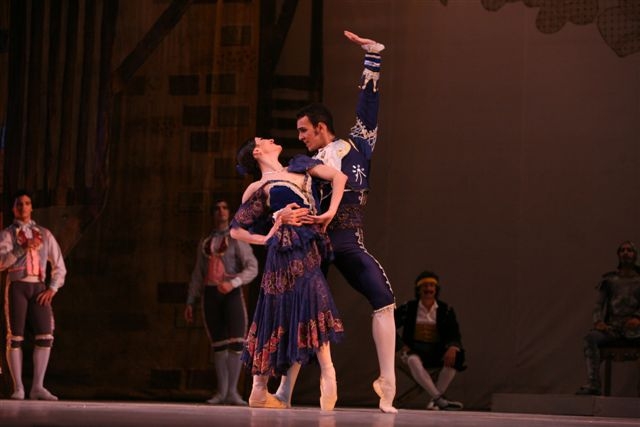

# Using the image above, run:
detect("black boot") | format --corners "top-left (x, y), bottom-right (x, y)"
top-left (575, 345), bottom-right (601, 395)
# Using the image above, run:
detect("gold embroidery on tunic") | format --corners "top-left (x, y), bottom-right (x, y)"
top-left (414, 323), bottom-right (439, 343)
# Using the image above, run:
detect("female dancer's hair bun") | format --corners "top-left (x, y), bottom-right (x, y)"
top-left (236, 138), bottom-right (259, 177)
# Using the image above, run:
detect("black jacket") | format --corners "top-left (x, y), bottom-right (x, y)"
top-left (395, 299), bottom-right (466, 370)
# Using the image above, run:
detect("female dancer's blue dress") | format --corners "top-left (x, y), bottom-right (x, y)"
top-left (232, 156), bottom-right (344, 376)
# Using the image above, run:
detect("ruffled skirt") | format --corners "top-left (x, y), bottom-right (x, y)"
top-left (242, 224), bottom-right (344, 376)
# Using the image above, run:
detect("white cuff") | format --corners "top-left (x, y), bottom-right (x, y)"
top-left (362, 42), bottom-right (385, 54)
top-left (231, 277), bottom-right (243, 288)
top-left (272, 208), bottom-right (284, 222)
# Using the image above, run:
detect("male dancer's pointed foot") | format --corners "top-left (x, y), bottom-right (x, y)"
top-left (29, 387), bottom-right (58, 401)
top-left (320, 376), bottom-right (337, 411)
top-left (248, 392), bottom-right (287, 409)
top-left (373, 377), bottom-right (398, 414)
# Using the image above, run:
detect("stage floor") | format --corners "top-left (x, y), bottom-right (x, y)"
top-left (1, 400), bottom-right (640, 427)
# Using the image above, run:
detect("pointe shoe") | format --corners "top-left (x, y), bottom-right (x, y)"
top-left (320, 377), bottom-right (337, 411)
top-left (11, 388), bottom-right (25, 400)
top-left (373, 377), bottom-right (397, 414)
top-left (248, 392), bottom-right (287, 409)
top-left (29, 387), bottom-right (58, 401)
